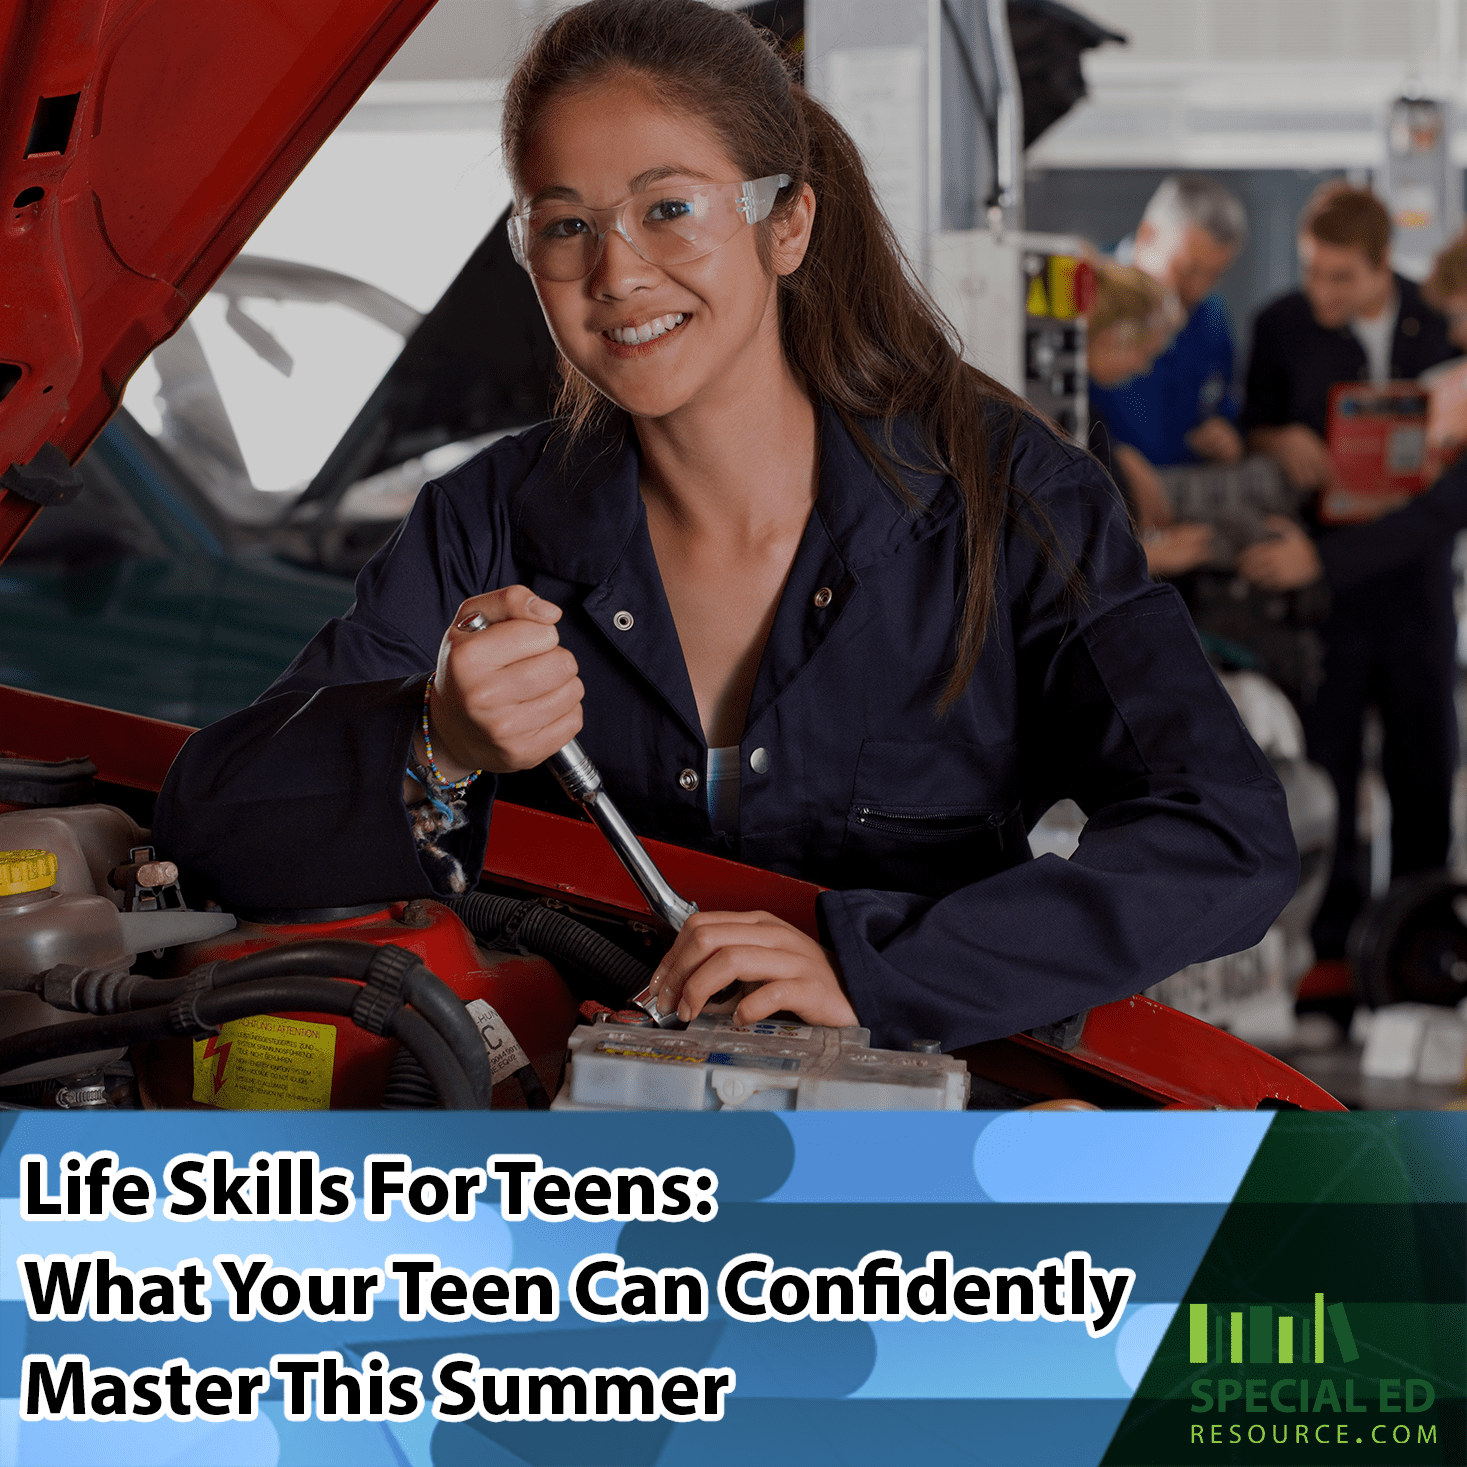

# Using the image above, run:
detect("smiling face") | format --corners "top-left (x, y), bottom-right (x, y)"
top-left (514, 73), bottom-right (813, 423)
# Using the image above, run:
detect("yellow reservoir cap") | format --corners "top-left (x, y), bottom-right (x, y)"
top-left (0, 849), bottom-right (58, 896)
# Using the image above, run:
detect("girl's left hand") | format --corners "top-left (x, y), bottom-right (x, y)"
top-left (650, 910), bottom-right (858, 1028)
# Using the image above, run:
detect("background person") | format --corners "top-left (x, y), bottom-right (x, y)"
top-left (1084, 260), bottom-right (1213, 578)
top-left (1089, 260), bottom-right (1323, 707)
top-left (1421, 230), bottom-right (1467, 461)
top-left (1090, 174), bottom-right (1249, 472)
top-left (1240, 183), bottom-right (1464, 967)
top-left (1423, 228), bottom-right (1467, 352)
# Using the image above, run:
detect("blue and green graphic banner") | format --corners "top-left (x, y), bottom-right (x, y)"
top-left (0, 1110), bottom-right (1461, 1465)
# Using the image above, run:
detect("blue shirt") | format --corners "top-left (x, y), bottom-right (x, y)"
top-left (153, 406), bottom-right (1294, 1052)
top-left (1090, 294), bottom-right (1237, 467)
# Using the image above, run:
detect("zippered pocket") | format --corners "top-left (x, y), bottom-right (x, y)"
top-left (837, 738), bottom-right (1023, 896)
top-left (839, 799), bottom-right (1022, 896)
top-left (850, 807), bottom-right (1007, 842)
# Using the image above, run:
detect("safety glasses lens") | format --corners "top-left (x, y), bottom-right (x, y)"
top-left (512, 178), bottom-right (782, 281)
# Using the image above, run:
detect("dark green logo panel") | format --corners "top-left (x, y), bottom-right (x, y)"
top-left (1103, 1115), bottom-right (1465, 1465)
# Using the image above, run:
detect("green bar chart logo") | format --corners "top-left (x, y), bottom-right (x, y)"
top-left (1188, 1294), bottom-right (1359, 1366)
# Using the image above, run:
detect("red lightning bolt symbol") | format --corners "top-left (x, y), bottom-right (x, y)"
top-left (202, 1035), bottom-right (232, 1093)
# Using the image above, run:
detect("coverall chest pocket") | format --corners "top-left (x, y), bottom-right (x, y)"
top-left (838, 738), bottom-right (1024, 898)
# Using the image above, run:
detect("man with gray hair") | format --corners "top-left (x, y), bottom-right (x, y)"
top-left (1091, 173), bottom-right (1249, 469)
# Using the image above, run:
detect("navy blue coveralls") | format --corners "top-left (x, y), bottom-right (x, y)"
top-left (154, 407), bottom-right (1297, 1052)
top-left (1239, 276), bottom-right (1461, 958)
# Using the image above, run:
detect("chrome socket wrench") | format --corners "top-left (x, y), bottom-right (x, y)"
top-left (546, 739), bottom-right (696, 1025)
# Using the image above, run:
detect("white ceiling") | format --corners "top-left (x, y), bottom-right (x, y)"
top-left (357, 0), bottom-right (1467, 171)
top-left (1033, 0), bottom-right (1467, 169)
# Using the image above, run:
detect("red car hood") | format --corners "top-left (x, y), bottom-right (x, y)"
top-left (0, 0), bottom-right (436, 556)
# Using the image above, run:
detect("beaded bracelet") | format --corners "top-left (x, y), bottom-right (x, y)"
top-left (418, 676), bottom-right (481, 794)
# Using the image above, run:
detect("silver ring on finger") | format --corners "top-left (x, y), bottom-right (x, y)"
top-left (457, 612), bottom-right (489, 633)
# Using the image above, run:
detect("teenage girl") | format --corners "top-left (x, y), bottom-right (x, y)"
top-left (155, 0), bottom-right (1295, 1053)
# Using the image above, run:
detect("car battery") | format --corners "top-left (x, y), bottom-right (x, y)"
top-left (553, 1011), bottom-right (970, 1111)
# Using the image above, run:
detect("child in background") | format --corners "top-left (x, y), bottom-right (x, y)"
top-left (1085, 262), bottom-right (1212, 577)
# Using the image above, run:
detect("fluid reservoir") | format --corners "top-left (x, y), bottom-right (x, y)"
top-left (0, 843), bottom-right (130, 1085)
top-left (0, 838), bottom-right (126, 979)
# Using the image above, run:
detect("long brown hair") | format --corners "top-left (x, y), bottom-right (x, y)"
top-left (502, 0), bottom-right (1031, 708)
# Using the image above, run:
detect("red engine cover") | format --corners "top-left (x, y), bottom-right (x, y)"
top-left (131, 899), bottom-right (579, 1110)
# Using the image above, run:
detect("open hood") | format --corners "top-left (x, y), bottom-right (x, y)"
top-left (0, 0), bottom-right (437, 561)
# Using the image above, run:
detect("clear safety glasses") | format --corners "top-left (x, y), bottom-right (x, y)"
top-left (508, 174), bottom-right (792, 282)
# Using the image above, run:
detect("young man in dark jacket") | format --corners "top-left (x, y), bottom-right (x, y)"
top-left (1239, 185), bottom-right (1463, 965)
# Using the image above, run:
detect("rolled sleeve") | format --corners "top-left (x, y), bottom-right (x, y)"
top-left (153, 676), bottom-right (497, 910)
top-left (153, 449), bottom-right (519, 910)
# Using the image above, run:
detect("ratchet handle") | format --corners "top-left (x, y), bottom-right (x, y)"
top-left (547, 740), bottom-right (696, 1025)
top-left (546, 740), bottom-right (602, 804)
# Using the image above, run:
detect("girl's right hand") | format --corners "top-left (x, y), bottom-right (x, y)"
top-left (423, 586), bottom-right (585, 777)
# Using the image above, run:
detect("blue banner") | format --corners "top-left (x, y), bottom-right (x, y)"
top-left (1, 1111), bottom-right (1461, 1466)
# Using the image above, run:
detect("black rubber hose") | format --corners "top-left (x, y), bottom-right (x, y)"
top-left (28, 948), bottom-right (386, 1015)
top-left (88, 940), bottom-right (492, 1106)
top-left (97, 974), bottom-right (192, 1008)
top-left (0, 1007), bottom-right (174, 1074)
top-left (385, 1010), bottom-right (476, 1111)
top-left (2, 969), bottom-right (188, 1005)
top-left (383, 1048), bottom-right (438, 1109)
top-left (0, 978), bottom-right (477, 1110)
top-left (205, 941), bottom-right (494, 1107)
top-left (205, 940), bottom-right (381, 987)
top-left (515, 1061), bottom-right (552, 1110)
top-left (200, 976), bottom-right (478, 1111)
top-left (196, 982), bottom-right (475, 1111)
top-left (446, 892), bottom-right (655, 1003)
top-left (0, 978), bottom-right (358, 1091)
top-left (384, 1046), bottom-right (551, 1111)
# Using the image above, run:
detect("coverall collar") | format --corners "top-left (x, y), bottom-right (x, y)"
top-left (506, 405), bottom-right (960, 745)
top-left (506, 403), bottom-right (958, 586)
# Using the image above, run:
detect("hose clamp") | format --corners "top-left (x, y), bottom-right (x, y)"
top-left (352, 945), bottom-right (419, 1036)
top-left (491, 899), bottom-right (538, 954)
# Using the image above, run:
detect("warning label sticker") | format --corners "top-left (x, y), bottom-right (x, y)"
top-left (192, 1014), bottom-right (336, 1110)
top-left (594, 1041), bottom-right (709, 1066)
